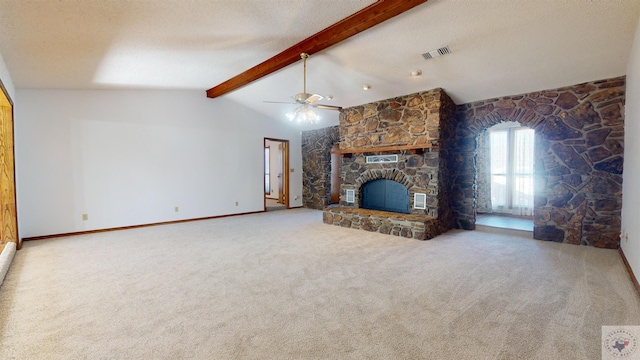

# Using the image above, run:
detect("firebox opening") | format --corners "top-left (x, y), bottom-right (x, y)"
top-left (361, 179), bottom-right (410, 214)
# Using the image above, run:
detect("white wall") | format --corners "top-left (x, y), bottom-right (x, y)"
top-left (14, 89), bottom-right (304, 238)
top-left (622, 16), bottom-right (640, 277)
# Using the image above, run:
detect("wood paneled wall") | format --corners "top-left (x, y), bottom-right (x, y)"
top-left (0, 87), bottom-right (18, 251)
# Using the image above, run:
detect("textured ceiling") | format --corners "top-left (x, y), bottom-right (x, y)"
top-left (0, 0), bottom-right (638, 129)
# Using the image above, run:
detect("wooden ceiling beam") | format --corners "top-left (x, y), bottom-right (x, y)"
top-left (206, 0), bottom-right (429, 99)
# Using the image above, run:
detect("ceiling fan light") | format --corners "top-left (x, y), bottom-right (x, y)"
top-left (286, 104), bottom-right (320, 125)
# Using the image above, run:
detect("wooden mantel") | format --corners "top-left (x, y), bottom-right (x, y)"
top-left (331, 143), bottom-right (438, 156)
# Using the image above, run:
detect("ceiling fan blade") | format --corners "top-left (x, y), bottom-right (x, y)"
top-left (314, 104), bottom-right (343, 111)
top-left (263, 100), bottom-right (297, 105)
top-left (305, 94), bottom-right (323, 104)
top-left (264, 54), bottom-right (337, 113)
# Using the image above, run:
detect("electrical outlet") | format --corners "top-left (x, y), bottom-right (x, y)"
top-left (82, 214), bottom-right (88, 221)
top-left (174, 206), bottom-right (179, 212)
top-left (621, 231), bottom-right (629, 243)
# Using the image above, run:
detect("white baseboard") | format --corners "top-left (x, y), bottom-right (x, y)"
top-left (0, 242), bottom-right (16, 287)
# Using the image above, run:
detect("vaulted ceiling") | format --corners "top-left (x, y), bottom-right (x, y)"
top-left (0, 0), bottom-right (638, 128)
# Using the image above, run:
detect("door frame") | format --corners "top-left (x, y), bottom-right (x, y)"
top-left (263, 138), bottom-right (289, 211)
top-left (0, 78), bottom-right (19, 250)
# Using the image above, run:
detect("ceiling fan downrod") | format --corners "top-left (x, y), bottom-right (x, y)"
top-left (301, 53), bottom-right (309, 95)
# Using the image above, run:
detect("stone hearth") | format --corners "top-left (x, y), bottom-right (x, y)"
top-left (323, 207), bottom-right (439, 240)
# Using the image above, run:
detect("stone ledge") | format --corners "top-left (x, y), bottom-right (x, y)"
top-left (323, 206), bottom-right (440, 240)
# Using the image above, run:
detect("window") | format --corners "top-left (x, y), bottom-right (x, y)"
top-left (489, 123), bottom-right (534, 216)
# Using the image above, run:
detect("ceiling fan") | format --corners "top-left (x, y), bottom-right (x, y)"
top-left (264, 53), bottom-right (341, 124)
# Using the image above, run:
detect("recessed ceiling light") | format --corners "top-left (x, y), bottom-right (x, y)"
top-left (362, 84), bottom-right (371, 90)
top-left (410, 69), bottom-right (422, 76)
top-left (326, 95), bottom-right (334, 100)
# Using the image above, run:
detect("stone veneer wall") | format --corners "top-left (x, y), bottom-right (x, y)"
top-left (437, 90), bottom-right (457, 231)
top-left (338, 88), bottom-right (456, 231)
top-left (340, 89), bottom-right (442, 149)
top-left (453, 76), bottom-right (625, 248)
top-left (301, 125), bottom-right (340, 210)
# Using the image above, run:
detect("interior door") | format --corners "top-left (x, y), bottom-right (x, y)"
top-left (264, 138), bottom-right (289, 209)
top-left (278, 143), bottom-right (284, 204)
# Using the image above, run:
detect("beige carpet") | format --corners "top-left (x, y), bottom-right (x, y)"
top-left (1, 208), bottom-right (639, 359)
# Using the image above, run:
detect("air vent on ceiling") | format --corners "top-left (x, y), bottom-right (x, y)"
top-left (422, 46), bottom-right (451, 60)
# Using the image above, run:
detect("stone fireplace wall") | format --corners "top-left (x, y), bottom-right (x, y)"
top-left (338, 88), bottom-right (456, 231)
top-left (340, 89), bottom-right (442, 149)
top-left (301, 125), bottom-right (339, 210)
top-left (453, 76), bottom-right (625, 248)
top-left (437, 90), bottom-right (457, 232)
top-left (340, 152), bottom-right (438, 215)
top-left (304, 78), bottom-right (624, 248)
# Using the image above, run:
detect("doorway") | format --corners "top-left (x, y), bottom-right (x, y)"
top-left (0, 81), bottom-right (18, 250)
top-left (264, 138), bottom-right (289, 212)
top-left (488, 122), bottom-right (534, 217)
top-left (476, 121), bottom-right (534, 233)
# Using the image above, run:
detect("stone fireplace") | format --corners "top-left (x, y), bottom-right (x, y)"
top-left (321, 88), bottom-right (457, 240)
top-left (303, 76), bottom-right (625, 248)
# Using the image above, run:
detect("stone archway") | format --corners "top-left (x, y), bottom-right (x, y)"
top-left (354, 168), bottom-right (413, 188)
top-left (452, 76), bottom-right (625, 248)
